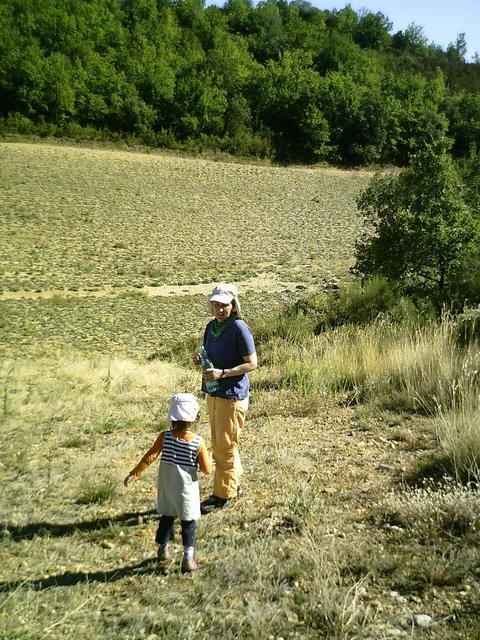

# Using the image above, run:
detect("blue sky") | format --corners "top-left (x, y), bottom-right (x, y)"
top-left (313, 1), bottom-right (479, 60)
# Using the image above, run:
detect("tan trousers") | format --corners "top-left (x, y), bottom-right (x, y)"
top-left (206, 396), bottom-right (247, 500)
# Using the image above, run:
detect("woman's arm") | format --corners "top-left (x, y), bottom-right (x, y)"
top-left (204, 352), bottom-right (257, 381)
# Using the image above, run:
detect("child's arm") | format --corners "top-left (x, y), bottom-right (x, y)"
top-left (197, 437), bottom-right (212, 475)
top-left (124, 431), bottom-right (166, 486)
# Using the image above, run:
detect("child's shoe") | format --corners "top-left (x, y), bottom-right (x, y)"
top-left (157, 544), bottom-right (170, 562)
top-left (181, 556), bottom-right (198, 573)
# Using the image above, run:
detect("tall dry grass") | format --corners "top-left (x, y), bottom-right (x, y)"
top-left (256, 313), bottom-right (480, 476)
top-left (435, 371), bottom-right (480, 481)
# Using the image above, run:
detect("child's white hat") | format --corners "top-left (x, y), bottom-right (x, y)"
top-left (167, 393), bottom-right (200, 425)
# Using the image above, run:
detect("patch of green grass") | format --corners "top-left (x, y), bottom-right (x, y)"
top-left (84, 524), bottom-right (124, 544)
top-left (0, 629), bottom-right (43, 640)
top-left (61, 436), bottom-right (89, 449)
top-left (77, 479), bottom-right (116, 505)
top-left (391, 547), bottom-right (477, 594)
top-left (451, 616), bottom-right (480, 639)
top-left (0, 310), bottom-right (11, 330)
top-left (405, 453), bottom-right (455, 485)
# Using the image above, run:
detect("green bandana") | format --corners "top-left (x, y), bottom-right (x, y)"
top-left (210, 313), bottom-right (237, 338)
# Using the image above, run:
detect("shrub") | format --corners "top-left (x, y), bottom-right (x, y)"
top-left (315, 277), bottom-right (401, 333)
top-left (251, 309), bottom-right (316, 347)
top-left (455, 307), bottom-right (480, 346)
top-left (0, 113), bottom-right (35, 135)
top-left (77, 479), bottom-right (116, 505)
top-left (227, 127), bottom-right (272, 158)
top-left (62, 122), bottom-right (99, 140)
top-left (155, 128), bottom-right (178, 149)
top-left (376, 478), bottom-right (480, 538)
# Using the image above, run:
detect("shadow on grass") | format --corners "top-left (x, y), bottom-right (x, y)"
top-left (0, 558), bottom-right (164, 592)
top-left (1, 509), bottom-right (157, 542)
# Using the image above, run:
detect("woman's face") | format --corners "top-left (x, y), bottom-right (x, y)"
top-left (212, 300), bottom-right (234, 322)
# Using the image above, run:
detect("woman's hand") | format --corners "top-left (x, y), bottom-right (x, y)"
top-left (124, 474), bottom-right (136, 487)
top-left (203, 367), bottom-right (223, 381)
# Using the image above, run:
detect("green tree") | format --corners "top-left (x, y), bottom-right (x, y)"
top-left (207, 29), bottom-right (255, 93)
top-left (354, 10), bottom-right (392, 51)
top-left (381, 70), bottom-right (448, 163)
top-left (249, 0), bottom-right (287, 61)
top-left (206, 29), bottom-right (259, 139)
top-left (325, 5), bottom-right (357, 37)
top-left (447, 33), bottom-right (468, 63)
top-left (457, 147), bottom-right (480, 216)
top-left (317, 71), bottom-right (386, 163)
top-left (315, 30), bottom-right (370, 77)
top-left (8, 43), bottom-right (47, 118)
top-left (223, 0), bottom-right (254, 35)
top-left (392, 23), bottom-right (428, 56)
top-left (354, 143), bottom-right (477, 302)
top-left (43, 52), bottom-right (75, 122)
top-left (254, 49), bottom-right (324, 159)
top-left (174, 71), bottom-right (227, 137)
top-left (446, 91), bottom-right (480, 156)
top-left (289, 0), bottom-right (327, 57)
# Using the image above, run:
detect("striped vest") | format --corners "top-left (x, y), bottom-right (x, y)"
top-left (161, 430), bottom-right (200, 469)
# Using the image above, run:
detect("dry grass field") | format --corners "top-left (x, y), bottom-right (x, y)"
top-left (0, 142), bottom-right (370, 293)
top-left (0, 141), bottom-right (370, 358)
top-left (1, 142), bottom-right (479, 639)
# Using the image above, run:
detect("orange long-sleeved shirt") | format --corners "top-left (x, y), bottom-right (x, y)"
top-left (129, 430), bottom-right (212, 478)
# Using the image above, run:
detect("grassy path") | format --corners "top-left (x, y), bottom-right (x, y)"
top-left (0, 272), bottom-right (309, 302)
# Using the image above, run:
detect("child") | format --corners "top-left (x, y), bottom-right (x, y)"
top-left (124, 393), bottom-right (212, 572)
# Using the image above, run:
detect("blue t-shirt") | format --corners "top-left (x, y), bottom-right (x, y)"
top-left (203, 318), bottom-right (256, 400)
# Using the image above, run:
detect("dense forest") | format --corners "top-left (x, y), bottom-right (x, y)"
top-left (1, 0), bottom-right (480, 164)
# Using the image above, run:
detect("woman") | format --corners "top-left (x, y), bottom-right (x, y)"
top-left (196, 283), bottom-right (257, 514)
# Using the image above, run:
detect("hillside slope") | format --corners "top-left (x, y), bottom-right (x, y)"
top-left (1, 143), bottom-right (478, 639)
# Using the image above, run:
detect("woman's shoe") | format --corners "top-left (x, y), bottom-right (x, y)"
top-left (201, 495), bottom-right (228, 514)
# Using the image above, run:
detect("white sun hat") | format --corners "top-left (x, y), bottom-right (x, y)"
top-left (167, 393), bottom-right (200, 425)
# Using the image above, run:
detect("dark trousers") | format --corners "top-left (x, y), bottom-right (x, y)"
top-left (155, 515), bottom-right (196, 548)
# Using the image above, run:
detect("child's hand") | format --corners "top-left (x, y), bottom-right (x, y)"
top-left (124, 474), bottom-right (136, 487)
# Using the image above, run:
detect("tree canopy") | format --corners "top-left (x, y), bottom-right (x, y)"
top-left (354, 142), bottom-right (479, 303)
top-left (1, 0), bottom-right (480, 163)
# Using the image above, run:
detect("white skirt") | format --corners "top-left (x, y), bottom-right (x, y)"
top-left (157, 461), bottom-right (201, 521)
